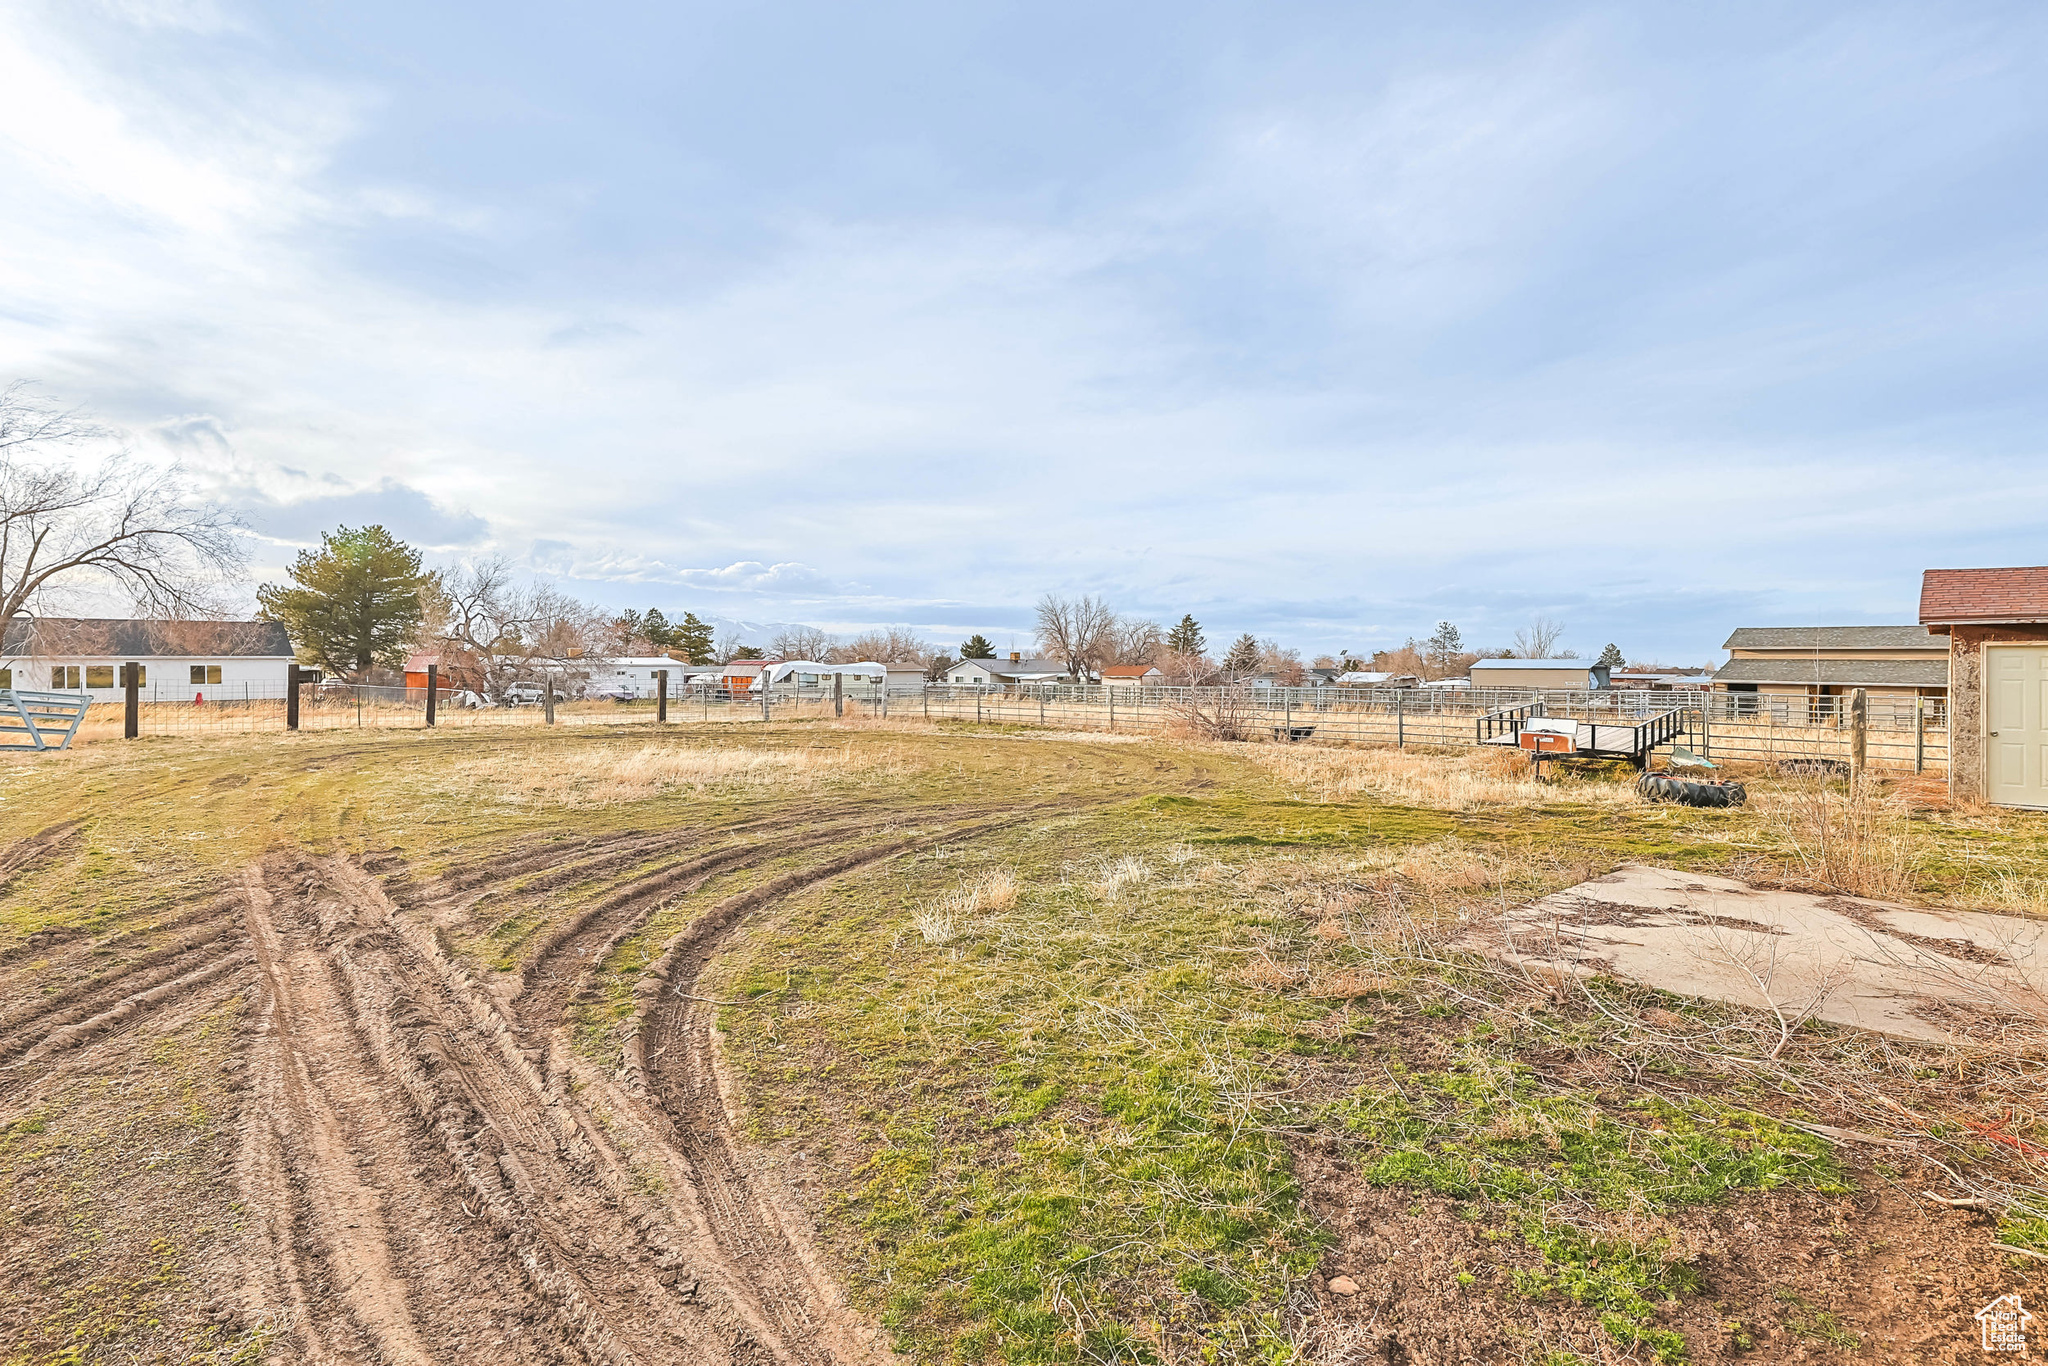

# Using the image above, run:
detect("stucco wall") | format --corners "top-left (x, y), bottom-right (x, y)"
top-left (1945, 624), bottom-right (2048, 801)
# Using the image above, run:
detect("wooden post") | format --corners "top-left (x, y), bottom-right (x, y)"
top-left (123, 662), bottom-right (140, 739)
top-left (286, 665), bottom-right (301, 730)
top-left (1700, 697), bottom-right (1710, 761)
top-left (976, 691), bottom-right (982, 725)
top-left (544, 678), bottom-right (556, 726)
top-left (833, 670), bottom-right (843, 718)
top-left (1396, 691), bottom-right (1404, 749)
top-left (1849, 687), bottom-right (1867, 780)
top-left (761, 682), bottom-right (770, 723)
top-left (656, 670), bottom-right (668, 722)
top-left (1108, 692), bottom-right (1115, 732)
top-left (425, 664), bottom-right (438, 727)
top-left (1914, 694), bottom-right (1924, 774)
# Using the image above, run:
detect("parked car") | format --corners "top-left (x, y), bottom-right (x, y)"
top-left (502, 682), bottom-right (546, 706)
top-left (591, 686), bottom-right (637, 703)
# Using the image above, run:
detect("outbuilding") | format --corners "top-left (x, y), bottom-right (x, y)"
top-left (1920, 567), bottom-right (2048, 808)
top-left (1469, 659), bottom-right (1611, 691)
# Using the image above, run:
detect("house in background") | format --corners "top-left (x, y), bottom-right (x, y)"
top-left (1334, 670), bottom-right (1419, 688)
top-left (1101, 664), bottom-right (1163, 688)
top-left (1712, 626), bottom-right (1947, 715)
top-left (1, 617), bottom-right (293, 703)
top-left (944, 653), bottom-right (1079, 687)
top-left (1470, 659), bottom-right (1612, 690)
top-left (1920, 567), bottom-right (2048, 808)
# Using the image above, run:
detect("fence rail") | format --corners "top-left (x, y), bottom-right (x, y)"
top-left (48, 678), bottom-right (1948, 774)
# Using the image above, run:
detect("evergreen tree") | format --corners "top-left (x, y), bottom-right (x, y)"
top-left (614, 609), bottom-right (645, 651)
top-left (1166, 614), bottom-right (1205, 656)
top-left (1223, 632), bottom-right (1261, 676)
top-left (1597, 642), bottom-right (1625, 670)
top-left (1423, 621), bottom-right (1464, 677)
top-left (256, 525), bottom-right (427, 680)
top-left (958, 634), bottom-right (996, 659)
top-left (642, 608), bottom-right (672, 647)
top-left (672, 612), bottom-right (715, 663)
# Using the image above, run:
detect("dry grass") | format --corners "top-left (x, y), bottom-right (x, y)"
top-left (1088, 855), bottom-right (1153, 901)
top-left (1248, 741), bottom-right (1638, 811)
top-left (441, 740), bottom-right (908, 805)
top-left (1750, 775), bottom-right (1920, 900)
top-left (913, 867), bottom-right (1021, 943)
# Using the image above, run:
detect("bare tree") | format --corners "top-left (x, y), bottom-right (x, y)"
top-left (1035, 593), bottom-right (1116, 682)
top-left (1258, 639), bottom-right (1305, 686)
top-left (429, 558), bottom-right (610, 701)
top-left (0, 382), bottom-right (243, 625)
top-left (770, 625), bottom-right (835, 661)
top-left (1107, 616), bottom-right (1164, 665)
top-left (837, 626), bottom-right (932, 663)
top-left (1158, 649), bottom-right (1213, 687)
top-left (1511, 616), bottom-right (1565, 659)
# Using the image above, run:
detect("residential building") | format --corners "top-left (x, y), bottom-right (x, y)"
top-left (1920, 567), bottom-right (2048, 808)
top-left (1712, 626), bottom-right (1946, 713)
top-left (1101, 664), bottom-right (1163, 687)
top-left (942, 653), bottom-right (1078, 687)
top-left (1, 617), bottom-right (293, 703)
top-left (1470, 659), bottom-right (1612, 690)
top-left (1334, 670), bottom-right (1418, 688)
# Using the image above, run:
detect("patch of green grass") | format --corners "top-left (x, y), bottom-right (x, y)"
top-left (1332, 1045), bottom-right (1845, 1362)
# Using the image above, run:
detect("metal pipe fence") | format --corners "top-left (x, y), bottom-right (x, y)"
top-left (59, 678), bottom-right (1950, 774)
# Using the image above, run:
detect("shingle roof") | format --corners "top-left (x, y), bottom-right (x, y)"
top-left (1722, 625), bottom-right (1940, 651)
top-left (1100, 664), bottom-right (1159, 677)
top-left (2, 616), bottom-right (293, 658)
top-left (1712, 657), bottom-right (1948, 688)
top-left (1920, 567), bottom-right (2048, 624)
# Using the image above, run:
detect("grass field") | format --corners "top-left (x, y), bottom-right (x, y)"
top-left (0, 719), bottom-right (2041, 1366)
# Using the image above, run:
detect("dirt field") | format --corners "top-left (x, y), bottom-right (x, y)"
top-left (0, 721), bottom-right (2041, 1366)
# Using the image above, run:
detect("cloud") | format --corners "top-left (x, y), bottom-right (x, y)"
top-left (242, 479), bottom-right (490, 550)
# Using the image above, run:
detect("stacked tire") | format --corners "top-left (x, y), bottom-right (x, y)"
top-left (1638, 773), bottom-right (1747, 807)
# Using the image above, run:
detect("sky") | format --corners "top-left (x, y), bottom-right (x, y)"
top-left (3, 0), bottom-right (2045, 664)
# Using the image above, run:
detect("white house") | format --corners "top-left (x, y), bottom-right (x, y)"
top-left (942, 654), bottom-right (1078, 687)
top-left (1, 617), bottom-right (294, 704)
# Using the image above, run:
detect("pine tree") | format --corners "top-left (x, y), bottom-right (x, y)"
top-left (1166, 614), bottom-right (1205, 657)
top-left (959, 634), bottom-right (996, 659)
top-left (256, 525), bottom-right (427, 680)
top-left (642, 608), bottom-right (672, 647)
top-left (1223, 632), bottom-right (1261, 676)
top-left (672, 612), bottom-right (715, 664)
top-left (1423, 621), bottom-right (1464, 677)
top-left (1597, 642), bottom-right (1625, 670)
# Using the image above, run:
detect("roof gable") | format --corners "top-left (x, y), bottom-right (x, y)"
top-left (1921, 567), bottom-right (2048, 624)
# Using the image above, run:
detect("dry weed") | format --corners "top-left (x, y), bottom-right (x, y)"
top-left (1249, 742), bottom-right (1636, 812)
top-left (1751, 775), bottom-right (1920, 900)
top-left (1090, 856), bottom-right (1153, 901)
top-left (913, 868), bottom-right (1021, 944)
top-left (441, 741), bottom-right (902, 805)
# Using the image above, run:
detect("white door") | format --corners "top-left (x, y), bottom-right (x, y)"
top-left (1986, 646), bottom-right (2048, 808)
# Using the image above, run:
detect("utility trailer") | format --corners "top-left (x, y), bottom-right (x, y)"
top-left (0, 689), bottom-right (92, 751)
top-left (1479, 703), bottom-right (1687, 771)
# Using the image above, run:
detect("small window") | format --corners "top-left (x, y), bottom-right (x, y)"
top-left (85, 666), bottom-right (115, 689)
top-left (0, 668), bottom-right (10, 688)
top-left (134, 666), bottom-right (147, 686)
top-left (52, 665), bottom-right (80, 689)
top-left (190, 665), bottom-right (222, 685)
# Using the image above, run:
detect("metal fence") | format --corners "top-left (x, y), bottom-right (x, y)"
top-left (62, 678), bottom-right (1949, 774)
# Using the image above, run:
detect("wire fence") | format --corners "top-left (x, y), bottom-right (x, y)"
top-left (60, 679), bottom-right (1950, 773)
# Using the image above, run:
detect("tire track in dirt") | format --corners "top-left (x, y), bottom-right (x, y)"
top-left (0, 914), bottom-right (247, 1066)
top-left (240, 862), bottom-right (593, 1365)
top-left (601, 810), bottom-right (1052, 1365)
top-left (0, 819), bottom-right (82, 893)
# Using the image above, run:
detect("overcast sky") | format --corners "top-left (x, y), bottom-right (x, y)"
top-left (3, 1), bottom-right (2044, 662)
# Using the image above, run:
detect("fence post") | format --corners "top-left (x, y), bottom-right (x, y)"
top-left (1109, 692), bottom-right (1115, 732)
top-left (761, 685), bottom-right (770, 724)
top-left (833, 671), bottom-right (843, 718)
top-left (544, 679), bottom-right (556, 726)
top-left (1396, 691), bottom-right (1404, 749)
top-left (1700, 699), bottom-right (1710, 761)
top-left (425, 664), bottom-right (438, 727)
top-left (123, 662), bottom-right (140, 738)
top-left (923, 689), bottom-right (929, 720)
top-left (286, 666), bottom-right (301, 730)
top-left (976, 692), bottom-right (982, 725)
top-left (1849, 688), bottom-right (1867, 780)
top-left (1914, 695), bottom-right (1924, 774)
top-left (657, 670), bottom-right (668, 723)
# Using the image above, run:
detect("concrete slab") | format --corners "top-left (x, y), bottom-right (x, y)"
top-left (1465, 864), bottom-right (2048, 1044)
